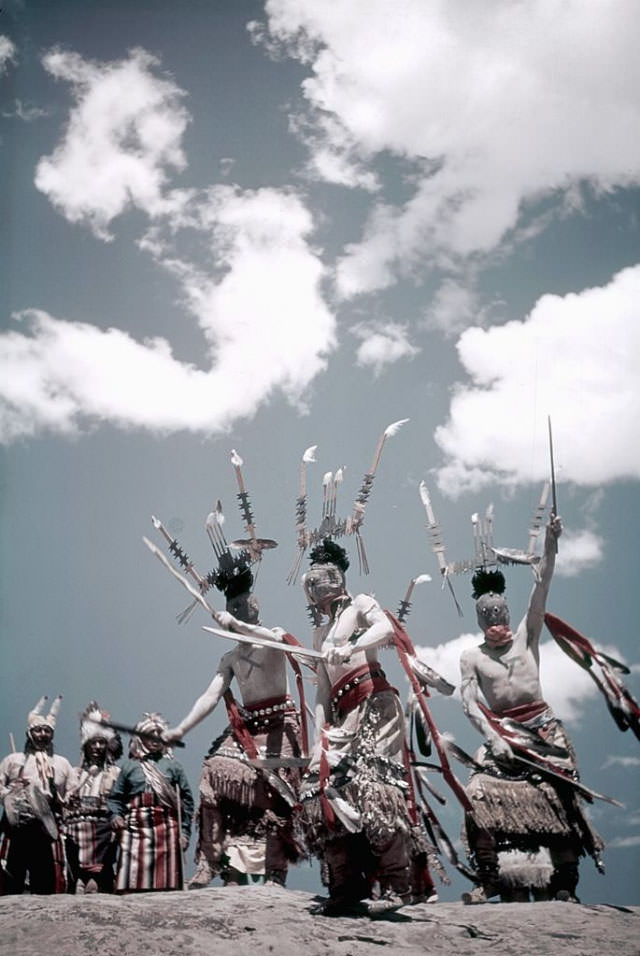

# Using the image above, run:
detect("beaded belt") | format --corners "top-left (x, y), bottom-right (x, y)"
top-left (331, 666), bottom-right (393, 716)
top-left (240, 696), bottom-right (296, 729)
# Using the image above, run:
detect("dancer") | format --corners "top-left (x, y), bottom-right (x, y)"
top-left (300, 539), bottom-right (414, 916)
top-left (165, 554), bottom-right (306, 889)
top-left (460, 515), bottom-right (604, 903)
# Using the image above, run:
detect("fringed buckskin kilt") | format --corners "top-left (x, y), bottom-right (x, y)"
top-left (464, 709), bottom-right (603, 862)
top-left (115, 792), bottom-right (181, 893)
top-left (197, 697), bottom-right (305, 866)
top-left (300, 683), bottom-right (412, 854)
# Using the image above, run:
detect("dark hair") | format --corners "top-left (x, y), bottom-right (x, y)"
top-left (471, 568), bottom-right (506, 601)
top-left (308, 538), bottom-right (350, 573)
top-left (212, 551), bottom-right (254, 600)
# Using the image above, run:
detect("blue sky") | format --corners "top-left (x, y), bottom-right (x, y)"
top-left (1, 0), bottom-right (639, 903)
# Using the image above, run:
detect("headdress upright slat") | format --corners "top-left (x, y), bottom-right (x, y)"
top-left (287, 420), bottom-right (409, 583)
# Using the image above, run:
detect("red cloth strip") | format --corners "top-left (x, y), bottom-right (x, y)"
top-left (494, 700), bottom-right (549, 722)
top-left (385, 610), bottom-right (473, 813)
top-left (281, 632), bottom-right (310, 757)
top-left (223, 690), bottom-right (259, 760)
top-left (333, 674), bottom-right (395, 717)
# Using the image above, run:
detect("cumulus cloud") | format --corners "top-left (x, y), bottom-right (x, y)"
top-left (256, 1), bottom-right (640, 299)
top-left (415, 634), bottom-right (605, 723)
top-left (555, 529), bottom-right (604, 577)
top-left (0, 35), bottom-right (16, 74)
top-left (0, 185), bottom-right (336, 440)
top-left (352, 321), bottom-right (418, 374)
top-left (35, 48), bottom-right (190, 239)
top-left (425, 279), bottom-right (479, 336)
top-left (434, 265), bottom-right (640, 496)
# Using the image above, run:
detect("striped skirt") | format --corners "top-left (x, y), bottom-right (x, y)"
top-left (115, 792), bottom-right (181, 893)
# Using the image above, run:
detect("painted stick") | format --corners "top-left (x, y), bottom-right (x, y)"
top-left (151, 516), bottom-right (209, 591)
top-left (94, 717), bottom-right (185, 748)
top-left (231, 449), bottom-right (256, 546)
top-left (527, 481), bottom-right (550, 556)
top-left (143, 536), bottom-right (223, 626)
top-left (396, 573), bottom-right (432, 624)
top-left (418, 482), bottom-right (463, 616)
top-left (288, 445), bottom-right (318, 585)
top-left (548, 416), bottom-right (559, 554)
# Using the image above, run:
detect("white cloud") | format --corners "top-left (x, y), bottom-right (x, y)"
top-left (425, 279), bottom-right (479, 336)
top-left (257, 1), bottom-right (640, 299)
top-left (415, 634), bottom-right (605, 724)
top-left (601, 756), bottom-right (640, 770)
top-left (35, 48), bottom-right (190, 240)
top-left (415, 632), bottom-right (477, 692)
top-left (1, 47), bottom-right (338, 442)
top-left (434, 265), bottom-right (640, 496)
top-left (555, 529), bottom-right (604, 578)
top-left (352, 321), bottom-right (418, 374)
top-left (0, 186), bottom-right (336, 441)
top-left (0, 35), bottom-right (16, 74)
top-left (606, 835), bottom-right (640, 849)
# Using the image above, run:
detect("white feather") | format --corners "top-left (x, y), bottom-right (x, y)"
top-left (151, 515), bottom-right (161, 529)
top-left (334, 467), bottom-right (345, 483)
top-left (471, 512), bottom-right (478, 524)
top-left (205, 505), bottom-right (225, 530)
top-left (419, 481), bottom-right (431, 506)
top-left (413, 573), bottom-right (432, 585)
top-left (230, 449), bottom-right (243, 467)
top-left (383, 418), bottom-right (410, 438)
top-left (322, 471), bottom-right (333, 486)
top-left (303, 445), bottom-right (317, 463)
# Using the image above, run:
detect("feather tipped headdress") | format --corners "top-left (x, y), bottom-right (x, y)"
top-left (27, 694), bottom-right (62, 730)
top-left (80, 701), bottom-right (115, 745)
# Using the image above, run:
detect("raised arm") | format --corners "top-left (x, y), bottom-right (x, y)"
top-left (216, 610), bottom-right (284, 643)
top-left (525, 515), bottom-right (562, 649)
top-left (460, 649), bottom-right (513, 762)
top-left (165, 655), bottom-right (234, 742)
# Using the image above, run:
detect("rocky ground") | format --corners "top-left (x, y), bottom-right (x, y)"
top-left (1, 888), bottom-right (638, 956)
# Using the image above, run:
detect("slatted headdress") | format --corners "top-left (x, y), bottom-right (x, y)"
top-left (287, 419), bottom-right (409, 583)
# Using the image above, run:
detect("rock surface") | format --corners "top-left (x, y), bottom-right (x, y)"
top-left (1, 888), bottom-right (638, 956)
